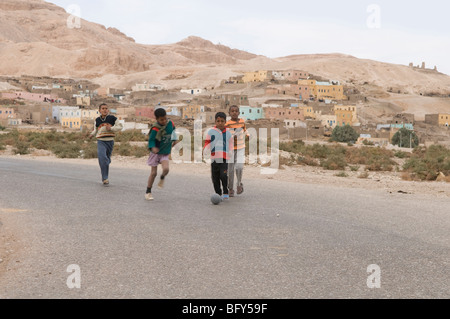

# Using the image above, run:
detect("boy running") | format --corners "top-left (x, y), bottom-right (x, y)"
top-left (89, 103), bottom-right (123, 186)
top-left (226, 105), bottom-right (248, 196)
top-left (145, 108), bottom-right (179, 201)
top-left (204, 112), bottom-right (233, 200)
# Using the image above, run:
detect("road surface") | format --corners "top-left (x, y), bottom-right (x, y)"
top-left (0, 158), bottom-right (448, 298)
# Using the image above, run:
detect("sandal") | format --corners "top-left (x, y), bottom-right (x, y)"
top-left (237, 184), bottom-right (244, 194)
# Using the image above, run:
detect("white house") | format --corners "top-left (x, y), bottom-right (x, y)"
top-left (180, 88), bottom-right (203, 95)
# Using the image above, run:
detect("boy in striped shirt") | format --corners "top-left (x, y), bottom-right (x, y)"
top-left (226, 105), bottom-right (249, 196)
top-left (204, 112), bottom-right (233, 200)
top-left (89, 103), bottom-right (123, 186)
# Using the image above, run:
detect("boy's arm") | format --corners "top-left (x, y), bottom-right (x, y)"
top-left (111, 119), bottom-right (123, 132)
top-left (148, 128), bottom-right (158, 151)
top-left (203, 132), bottom-right (211, 151)
top-left (89, 122), bottom-right (97, 139)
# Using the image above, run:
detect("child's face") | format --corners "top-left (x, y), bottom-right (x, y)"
top-left (156, 115), bottom-right (168, 126)
top-left (215, 117), bottom-right (226, 130)
top-left (99, 105), bottom-right (109, 117)
top-left (230, 107), bottom-right (240, 120)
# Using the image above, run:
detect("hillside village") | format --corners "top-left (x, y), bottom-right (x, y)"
top-left (0, 68), bottom-right (449, 149)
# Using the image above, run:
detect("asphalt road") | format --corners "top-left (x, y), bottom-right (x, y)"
top-left (0, 158), bottom-right (448, 299)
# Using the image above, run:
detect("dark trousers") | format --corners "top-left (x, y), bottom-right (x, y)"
top-left (211, 162), bottom-right (228, 196)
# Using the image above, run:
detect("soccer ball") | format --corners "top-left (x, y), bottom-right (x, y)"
top-left (210, 194), bottom-right (222, 205)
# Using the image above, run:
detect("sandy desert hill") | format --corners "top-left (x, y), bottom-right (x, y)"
top-left (0, 0), bottom-right (449, 118)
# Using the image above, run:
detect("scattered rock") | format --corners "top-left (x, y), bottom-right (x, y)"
top-left (436, 172), bottom-right (446, 182)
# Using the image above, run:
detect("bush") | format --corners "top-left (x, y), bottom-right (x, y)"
top-left (321, 153), bottom-right (347, 170)
top-left (403, 145), bottom-right (450, 180)
top-left (394, 151), bottom-right (408, 158)
top-left (335, 171), bottom-right (349, 177)
top-left (392, 128), bottom-right (419, 148)
top-left (81, 142), bottom-right (98, 159)
top-left (115, 130), bottom-right (148, 143)
top-left (13, 141), bottom-right (30, 155)
top-left (331, 125), bottom-right (359, 143)
top-left (51, 142), bottom-right (82, 158)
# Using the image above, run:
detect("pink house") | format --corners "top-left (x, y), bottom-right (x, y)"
top-left (264, 107), bottom-right (304, 120)
top-left (0, 107), bottom-right (16, 120)
top-left (135, 107), bottom-right (155, 119)
top-left (1, 92), bottom-right (65, 103)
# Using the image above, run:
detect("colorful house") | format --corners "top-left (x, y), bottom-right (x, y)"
top-left (135, 107), bottom-right (156, 120)
top-left (182, 105), bottom-right (204, 119)
top-left (334, 105), bottom-right (358, 126)
top-left (239, 106), bottom-right (264, 121)
top-left (298, 80), bottom-right (346, 101)
top-left (242, 71), bottom-right (273, 83)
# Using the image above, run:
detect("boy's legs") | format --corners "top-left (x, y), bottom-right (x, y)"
top-left (97, 140), bottom-right (114, 182)
top-left (235, 148), bottom-right (245, 193)
top-left (211, 162), bottom-right (222, 196)
top-left (228, 150), bottom-right (236, 195)
top-left (220, 162), bottom-right (229, 196)
top-left (158, 160), bottom-right (170, 188)
top-left (147, 166), bottom-right (158, 190)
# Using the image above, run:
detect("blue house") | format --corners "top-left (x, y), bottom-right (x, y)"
top-left (239, 106), bottom-right (264, 121)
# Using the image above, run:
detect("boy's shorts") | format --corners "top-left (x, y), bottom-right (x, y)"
top-left (147, 153), bottom-right (170, 167)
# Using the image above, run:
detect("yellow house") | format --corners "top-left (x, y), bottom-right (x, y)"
top-left (182, 105), bottom-right (204, 119)
top-left (80, 109), bottom-right (100, 130)
top-left (298, 79), bottom-right (346, 100)
top-left (335, 105), bottom-right (357, 126)
top-left (243, 70), bottom-right (273, 83)
top-left (61, 116), bottom-right (82, 129)
top-left (299, 106), bottom-right (318, 119)
top-left (76, 96), bottom-right (91, 106)
top-left (318, 114), bottom-right (338, 128)
top-left (438, 114), bottom-right (450, 127)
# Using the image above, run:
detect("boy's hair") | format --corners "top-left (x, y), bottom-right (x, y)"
top-left (98, 103), bottom-right (108, 110)
top-left (154, 108), bottom-right (167, 119)
top-left (215, 112), bottom-right (227, 121)
top-left (229, 105), bottom-right (239, 112)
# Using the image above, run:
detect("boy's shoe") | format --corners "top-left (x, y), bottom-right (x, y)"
top-left (222, 194), bottom-right (230, 200)
top-left (145, 193), bottom-right (154, 201)
top-left (229, 189), bottom-right (235, 197)
top-left (237, 184), bottom-right (244, 194)
top-left (103, 179), bottom-right (110, 186)
top-left (157, 178), bottom-right (165, 189)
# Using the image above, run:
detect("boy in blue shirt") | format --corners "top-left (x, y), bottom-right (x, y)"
top-left (204, 112), bottom-right (233, 200)
top-left (145, 108), bottom-right (179, 201)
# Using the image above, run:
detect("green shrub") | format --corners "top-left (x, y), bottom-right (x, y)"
top-left (131, 145), bottom-right (149, 158)
top-left (51, 142), bottom-right (82, 158)
top-left (321, 153), bottom-right (347, 170)
top-left (403, 145), bottom-right (450, 180)
top-left (335, 171), bottom-right (349, 177)
top-left (392, 128), bottom-right (419, 148)
top-left (81, 142), bottom-right (98, 159)
top-left (115, 130), bottom-right (148, 143)
top-left (331, 125), bottom-right (359, 143)
top-left (13, 141), bottom-right (30, 155)
top-left (394, 151), bottom-right (408, 158)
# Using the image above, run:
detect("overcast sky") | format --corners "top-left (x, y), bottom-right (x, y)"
top-left (48, 0), bottom-right (450, 75)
